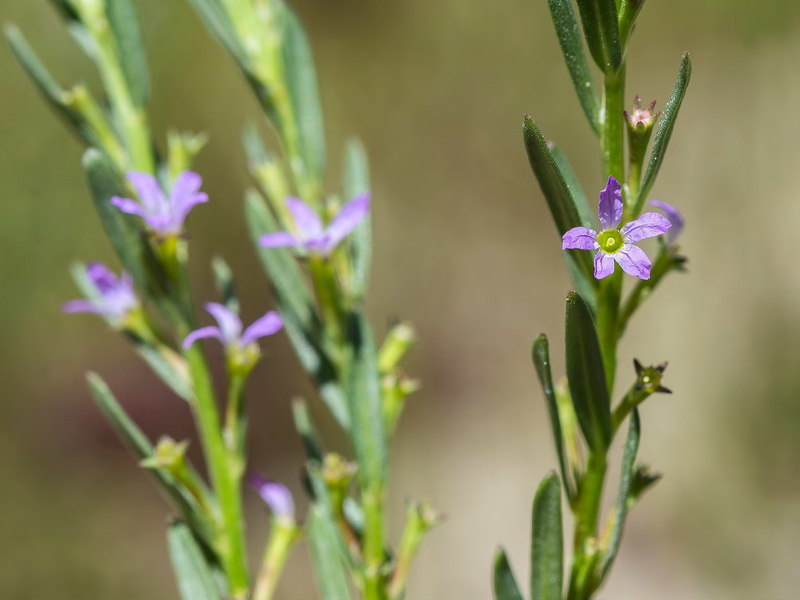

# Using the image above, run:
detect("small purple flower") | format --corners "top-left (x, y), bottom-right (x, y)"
top-left (562, 176), bottom-right (671, 280)
top-left (648, 200), bottom-right (684, 243)
top-left (111, 171), bottom-right (208, 237)
top-left (182, 303), bottom-right (282, 351)
top-left (260, 193), bottom-right (370, 256)
top-left (63, 262), bottom-right (139, 321)
top-left (249, 473), bottom-right (295, 520)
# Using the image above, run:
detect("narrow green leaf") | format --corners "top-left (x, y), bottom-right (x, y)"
top-left (308, 505), bottom-right (353, 600)
top-left (105, 0), bottom-right (150, 107)
top-left (167, 521), bottom-right (224, 600)
top-left (245, 189), bottom-right (350, 429)
top-left (343, 139), bottom-right (372, 300)
top-left (531, 472), bottom-right (563, 600)
top-left (598, 409), bottom-right (640, 581)
top-left (565, 291), bottom-right (611, 452)
top-left (635, 53), bottom-right (692, 215)
top-left (345, 312), bottom-right (387, 489)
top-left (132, 343), bottom-right (193, 401)
top-left (492, 548), bottom-right (524, 600)
top-left (522, 116), bottom-right (597, 301)
top-left (546, 0), bottom-right (599, 133)
top-left (549, 144), bottom-right (593, 227)
top-left (291, 398), bottom-right (326, 464)
top-left (532, 336), bottom-right (574, 501)
top-left (211, 256), bottom-right (239, 314)
top-left (575, 0), bottom-right (622, 73)
top-left (183, 0), bottom-right (247, 66)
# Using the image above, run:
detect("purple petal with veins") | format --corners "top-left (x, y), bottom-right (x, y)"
top-left (322, 192), bottom-right (371, 252)
top-left (205, 302), bottom-right (242, 345)
top-left (241, 311), bottom-right (283, 347)
top-left (594, 252), bottom-right (616, 279)
top-left (620, 212), bottom-right (671, 243)
top-left (182, 326), bottom-right (223, 349)
top-left (126, 171), bottom-right (167, 214)
top-left (260, 232), bottom-right (299, 248)
top-left (613, 244), bottom-right (651, 279)
top-left (286, 197), bottom-right (324, 239)
top-left (110, 196), bottom-right (147, 217)
top-left (598, 176), bottom-right (623, 230)
top-left (562, 226), bottom-right (599, 250)
top-left (249, 473), bottom-right (295, 519)
top-left (649, 200), bottom-right (684, 242)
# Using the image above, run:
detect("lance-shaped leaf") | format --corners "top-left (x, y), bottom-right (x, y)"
top-left (308, 505), bottom-right (353, 600)
top-left (549, 144), bottom-right (593, 228)
top-left (546, 0), bottom-right (599, 133)
top-left (245, 189), bottom-right (350, 429)
top-left (211, 256), bottom-right (239, 314)
top-left (278, 0), bottom-right (326, 192)
top-left (492, 549), bottom-right (524, 600)
top-left (575, 0), bottom-right (622, 73)
top-left (292, 398), bottom-right (326, 464)
top-left (105, 0), bottom-right (150, 108)
top-left (522, 116), bottom-right (597, 303)
top-left (87, 374), bottom-right (214, 543)
top-left (634, 53), bottom-right (692, 215)
top-left (532, 336), bottom-right (574, 501)
top-left (183, 0), bottom-right (247, 65)
top-left (565, 291), bottom-right (611, 452)
top-left (345, 312), bottom-right (387, 489)
top-left (343, 138), bottom-right (372, 300)
top-left (598, 409), bottom-right (640, 582)
top-left (167, 521), bottom-right (224, 600)
top-left (531, 472), bottom-right (563, 600)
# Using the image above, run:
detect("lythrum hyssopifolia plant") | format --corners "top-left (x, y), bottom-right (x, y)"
top-left (7, 1), bottom-right (436, 599)
top-left (8, 0), bottom-right (691, 598)
top-left (492, 1), bottom-right (690, 600)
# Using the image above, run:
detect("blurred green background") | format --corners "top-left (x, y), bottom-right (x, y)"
top-left (1, 0), bottom-right (799, 598)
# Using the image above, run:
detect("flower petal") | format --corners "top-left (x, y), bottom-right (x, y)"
top-left (620, 212), bottom-right (671, 243)
top-left (110, 196), bottom-right (146, 217)
top-left (649, 199), bottom-right (684, 242)
top-left (594, 251), bottom-right (616, 279)
top-left (170, 171), bottom-right (208, 230)
top-left (249, 473), bottom-right (295, 519)
top-left (126, 171), bottom-right (167, 214)
top-left (86, 262), bottom-right (119, 293)
top-left (322, 192), bottom-right (371, 253)
top-left (170, 171), bottom-right (202, 200)
top-left (62, 299), bottom-right (100, 315)
top-left (597, 176), bottom-right (623, 230)
top-left (613, 244), bottom-right (652, 279)
top-left (182, 326), bottom-right (224, 349)
top-left (286, 197), bottom-right (323, 239)
top-left (241, 311), bottom-right (283, 347)
top-left (562, 226), bottom-right (599, 250)
top-left (205, 303), bottom-right (242, 345)
top-left (259, 232), bottom-right (300, 248)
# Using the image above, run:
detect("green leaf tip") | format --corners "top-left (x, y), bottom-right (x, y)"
top-left (492, 548), bottom-right (524, 600)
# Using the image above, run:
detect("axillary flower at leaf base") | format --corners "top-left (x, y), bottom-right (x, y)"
top-left (183, 303), bottom-right (283, 373)
top-left (259, 193), bottom-right (370, 256)
top-left (562, 176), bottom-right (671, 280)
top-left (63, 262), bottom-right (141, 326)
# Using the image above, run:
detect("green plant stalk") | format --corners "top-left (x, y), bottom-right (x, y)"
top-left (362, 486), bottom-right (388, 600)
top-left (617, 247), bottom-right (675, 337)
top-left (387, 506), bottom-right (428, 600)
top-left (568, 452), bottom-right (607, 600)
top-left (224, 371), bottom-right (248, 456)
top-left (309, 256), bottom-right (346, 352)
top-left (82, 10), bottom-right (154, 173)
top-left (64, 85), bottom-right (127, 168)
top-left (252, 518), bottom-right (302, 600)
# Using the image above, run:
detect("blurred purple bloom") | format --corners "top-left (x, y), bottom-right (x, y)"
top-left (260, 193), bottom-right (370, 256)
top-left (649, 200), bottom-right (684, 243)
top-left (111, 171), bottom-right (208, 237)
top-left (562, 176), bottom-right (671, 280)
top-left (249, 473), bottom-right (295, 519)
top-left (63, 262), bottom-right (139, 321)
top-left (182, 303), bottom-right (282, 350)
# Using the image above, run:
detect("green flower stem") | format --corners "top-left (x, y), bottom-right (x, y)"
top-left (224, 371), bottom-right (248, 458)
top-left (252, 518), bottom-right (302, 600)
top-left (80, 7), bottom-right (154, 173)
top-left (387, 504), bottom-right (435, 600)
top-left (309, 256), bottom-right (346, 352)
top-left (596, 270), bottom-right (622, 393)
top-left (568, 452), bottom-right (607, 600)
top-left (362, 486), bottom-right (388, 600)
top-left (63, 85), bottom-right (126, 169)
top-left (610, 387), bottom-right (649, 436)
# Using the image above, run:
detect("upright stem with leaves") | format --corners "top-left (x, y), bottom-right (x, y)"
top-left (493, 1), bottom-right (691, 599)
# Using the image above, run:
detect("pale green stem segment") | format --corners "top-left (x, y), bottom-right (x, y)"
top-left (363, 487), bottom-right (388, 600)
top-left (252, 518), bottom-right (302, 600)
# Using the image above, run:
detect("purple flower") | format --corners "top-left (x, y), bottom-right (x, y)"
top-left (259, 193), bottom-right (370, 256)
top-left (182, 303), bottom-right (282, 351)
top-left (249, 473), bottom-right (295, 520)
top-left (63, 262), bottom-right (139, 321)
top-left (562, 176), bottom-right (671, 280)
top-left (649, 200), bottom-right (684, 243)
top-left (111, 171), bottom-right (208, 237)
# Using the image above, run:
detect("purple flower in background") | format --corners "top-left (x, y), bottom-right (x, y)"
top-left (63, 262), bottom-right (139, 321)
top-left (249, 473), bottom-right (295, 520)
top-left (260, 193), bottom-right (370, 256)
top-left (649, 200), bottom-right (684, 243)
top-left (111, 171), bottom-right (208, 237)
top-left (562, 176), bottom-right (671, 280)
top-left (182, 303), bottom-right (282, 351)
